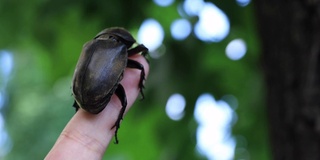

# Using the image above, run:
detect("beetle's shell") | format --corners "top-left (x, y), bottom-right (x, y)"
top-left (72, 39), bottom-right (127, 114)
top-left (95, 28), bottom-right (136, 47)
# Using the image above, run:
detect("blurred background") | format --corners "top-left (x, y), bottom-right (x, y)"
top-left (0, 0), bottom-right (270, 159)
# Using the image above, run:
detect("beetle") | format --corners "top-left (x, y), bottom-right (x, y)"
top-left (71, 27), bottom-right (148, 144)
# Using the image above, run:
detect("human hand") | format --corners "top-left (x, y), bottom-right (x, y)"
top-left (45, 54), bottom-right (149, 160)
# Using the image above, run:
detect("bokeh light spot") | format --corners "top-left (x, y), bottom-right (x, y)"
top-left (138, 19), bottom-right (164, 52)
top-left (153, 0), bottom-right (174, 7)
top-left (165, 93), bottom-right (186, 121)
top-left (0, 51), bottom-right (14, 78)
top-left (194, 94), bottom-right (236, 160)
top-left (170, 19), bottom-right (192, 40)
top-left (236, 0), bottom-right (251, 7)
top-left (0, 92), bottom-right (4, 110)
top-left (225, 39), bottom-right (246, 60)
top-left (194, 2), bottom-right (230, 42)
top-left (183, 0), bottom-right (204, 16)
top-left (0, 113), bottom-right (12, 158)
top-left (0, 50), bottom-right (13, 158)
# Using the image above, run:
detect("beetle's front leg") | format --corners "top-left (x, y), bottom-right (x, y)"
top-left (128, 44), bottom-right (148, 57)
top-left (73, 101), bottom-right (80, 112)
top-left (126, 59), bottom-right (146, 99)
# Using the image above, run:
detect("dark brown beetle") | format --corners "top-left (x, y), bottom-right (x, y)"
top-left (71, 27), bottom-right (148, 144)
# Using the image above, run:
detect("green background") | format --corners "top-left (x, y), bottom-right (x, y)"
top-left (0, 0), bottom-right (270, 159)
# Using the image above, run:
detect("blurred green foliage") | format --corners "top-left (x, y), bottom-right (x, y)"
top-left (1, 0), bottom-right (270, 159)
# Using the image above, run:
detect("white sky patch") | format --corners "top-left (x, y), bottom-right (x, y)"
top-left (194, 94), bottom-right (236, 160)
top-left (0, 50), bottom-right (13, 158)
top-left (194, 2), bottom-right (230, 42)
top-left (153, 0), bottom-right (174, 7)
top-left (183, 0), bottom-right (204, 16)
top-left (166, 93), bottom-right (186, 121)
top-left (0, 119), bottom-right (11, 158)
top-left (0, 50), bottom-right (13, 109)
top-left (225, 39), bottom-right (247, 60)
top-left (170, 19), bottom-right (192, 40)
top-left (0, 51), bottom-right (13, 79)
top-left (0, 92), bottom-right (3, 110)
top-left (236, 0), bottom-right (251, 7)
top-left (138, 19), bottom-right (164, 52)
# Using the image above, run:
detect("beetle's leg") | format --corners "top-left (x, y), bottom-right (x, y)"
top-left (73, 101), bottom-right (80, 112)
top-left (112, 84), bottom-right (127, 144)
top-left (128, 44), bottom-right (148, 57)
top-left (127, 59), bottom-right (146, 99)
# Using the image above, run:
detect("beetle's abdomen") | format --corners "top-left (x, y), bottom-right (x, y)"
top-left (72, 39), bottom-right (127, 111)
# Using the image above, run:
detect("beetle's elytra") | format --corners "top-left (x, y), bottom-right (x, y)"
top-left (71, 27), bottom-right (148, 144)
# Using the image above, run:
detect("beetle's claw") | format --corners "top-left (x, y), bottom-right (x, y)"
top-left (140, 90), bottom-right (145, 100)
top-left (142, 50), bottom-right (148, 57)
top-left (73, 101), bottom-right (80, 112)
top-left (111, 118), bottom-right (121, 144)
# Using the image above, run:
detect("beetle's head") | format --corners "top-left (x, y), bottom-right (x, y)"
top-left (95, 27), bottom-right (136, 48)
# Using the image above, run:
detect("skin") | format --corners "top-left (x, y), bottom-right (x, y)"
top-left (45, 54), bottom-right (149, 160)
